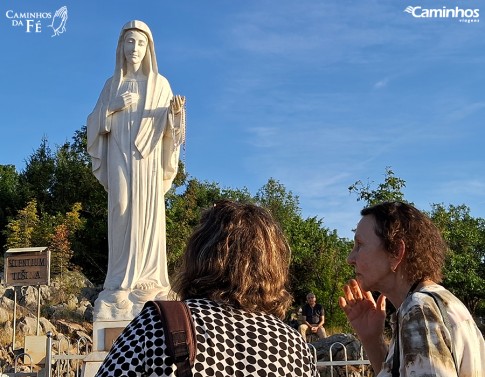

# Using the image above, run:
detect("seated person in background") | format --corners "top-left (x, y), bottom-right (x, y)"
top-left (299, 292), bottom-right (327, 340)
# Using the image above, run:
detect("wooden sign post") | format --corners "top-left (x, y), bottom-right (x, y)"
top-left (4, 247), bottom-right (50, 349)
top-left (5, 247), bottom-right (50, 286)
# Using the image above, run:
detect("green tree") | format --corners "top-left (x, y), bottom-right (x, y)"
top-left (4, 199), bottom-right (39, 249)
top-left (2, 128), bottom-right (107, 282)
top-left (429, 204), bottom-right (485, 314)
top-left (288, 215), bottom-right (353, 329)
top-left (50, 129), bottom-right (108, 281)
top-left (348, 166), bottom-right (407, 206)
top-left (51, 129), bottom-right (106, 214)
top-left (0, 164), bottom-right (21, 257)
top-left (18, 137), bottom-right (56, 212)
top-left (4, 199), bottom-right (85, 277)
top-left (49, 223), bottom-right (73, 278)
top-left (255, 178), bottom-right (353, 329)
top-left (255, 178), bottom-right (301, 229)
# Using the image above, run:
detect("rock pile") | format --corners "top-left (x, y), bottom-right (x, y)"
top-left (0, 271), bottom-right (100, 373)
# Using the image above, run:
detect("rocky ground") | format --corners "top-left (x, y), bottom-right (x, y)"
top-left (0, 271), bottom-right (100, 374)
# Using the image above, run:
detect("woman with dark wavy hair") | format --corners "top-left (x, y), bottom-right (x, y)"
top-left (96, 200), bottom-right (317, 377)
top-left (339, 201), bottom-right (485, 377)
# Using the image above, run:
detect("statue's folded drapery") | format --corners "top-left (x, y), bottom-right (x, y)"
top-left (87, 20), bottom-right (184, 295)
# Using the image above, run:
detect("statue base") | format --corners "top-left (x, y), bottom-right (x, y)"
top-left (81, 351), bottom-right (108, 377)
top-left (92, 319), bottom-right (131, 352)
top-left (93, 286), bottom-right (173, 321)
top-left (82, 286), bottom-right (173, 376)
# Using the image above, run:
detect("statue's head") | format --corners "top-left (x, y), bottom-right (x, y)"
top-left (115, 20), bottom-right (157, 78)
top-left (123, 29), bottom-right (148, 67)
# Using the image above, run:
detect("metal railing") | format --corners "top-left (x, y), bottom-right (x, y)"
top-left (309, 341), bottom-right (371, 377)
top-left (45, 332), bottom-right (91, 377)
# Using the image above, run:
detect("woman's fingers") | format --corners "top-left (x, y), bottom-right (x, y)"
top-left (341, 279), bottom-right (376, 308)
top-left (349, 279), bottom-right (364, 301)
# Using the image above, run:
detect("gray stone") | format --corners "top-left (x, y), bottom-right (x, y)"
top-left (66, 294), bottom-right (79, 308)
top-left (311, 333), bottom-right (363, 361)
top-left (76, 299), bottom-right (94, 321)
top-left (53, 319), bottom-right (86, 336)
top-left (39, 286), bottom-right (52, 302)
top-left (0, 296), bottom-right (15, 311)
top-left (39, 317), bottom-right (58, 335)
top-left (0, 307), bottom-right (10, 324)
top-left (18, 316), bottom-right (38, 336)
top-left (83, 305), bottom-right (94, 322)
top-left (80, 287), bottom-right (100, 305)
top-left (3, 287), bottom-right (15, 300)
top-left (312, 334), bottom-right (370, 377)
top-left (19, 286), bottom-right (39, 308)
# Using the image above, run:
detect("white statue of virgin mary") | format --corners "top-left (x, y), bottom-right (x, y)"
top-left (87, 20), bottom-right (185, 320)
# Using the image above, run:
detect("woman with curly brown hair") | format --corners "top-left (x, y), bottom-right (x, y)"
top-left (339, 201), bottom-right (485, 377)
top-left (96, 200), bottom-right (318, 377)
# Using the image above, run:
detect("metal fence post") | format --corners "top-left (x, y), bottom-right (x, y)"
top-left (12, 288), bottom-right (17, 350)
top-left (45, 331), bottom-right (53, 377)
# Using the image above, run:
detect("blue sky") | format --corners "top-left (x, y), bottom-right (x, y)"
top-left (1, 0), bottom-right (484, 239)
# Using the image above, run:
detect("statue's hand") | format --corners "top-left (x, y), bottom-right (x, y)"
top-left (170, 95), bottom-right (186, 115)
top-left (109, 91), bottom-right (140, 113)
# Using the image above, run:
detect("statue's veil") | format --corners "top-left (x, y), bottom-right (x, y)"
top-left (109, 20), bottom-right (158, 106)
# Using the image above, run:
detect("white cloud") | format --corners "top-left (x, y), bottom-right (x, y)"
top-left (373, 78), bottom-right (389, 89)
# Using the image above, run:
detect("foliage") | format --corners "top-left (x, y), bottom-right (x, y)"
top-left (0, 165), bottom-right (21, 252)
top-left (288, 217), bottom-right (354, 328)
top-left (348, 166), bottom-right (408, 206)
top-left (3, 199), bottom-right (39, 249)
top-left (49, 224), bottom-right (73, 277)
top-left (255, 179), bottom-right (353, 328)
top-left (48, 203), bottom-right (85, 277)
top-left (429, 204), bottom-right (485, 313)
top-left (3, 199), bottom-right (85, 281)
top-left (3, 128), bottom-right (485, 325)
top-left (5, 127), bottom-right (109, 283)
top-left (255, 178), bottom-right (301, 227)
top-left (17, 137), bottom-right (56, 211)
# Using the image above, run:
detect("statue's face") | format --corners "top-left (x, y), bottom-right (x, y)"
top-left (123, 30), bottom-right (148, 66)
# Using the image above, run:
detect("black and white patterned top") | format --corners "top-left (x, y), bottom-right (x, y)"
top-left (96, 298), bottom-right (318, 377)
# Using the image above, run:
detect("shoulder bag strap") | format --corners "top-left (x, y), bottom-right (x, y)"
top-left (144, 300), bottom-right (196, 377)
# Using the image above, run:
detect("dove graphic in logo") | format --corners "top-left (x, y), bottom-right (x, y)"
top-left (48, 6), bottom-right (68, 37)
top-left (404, 6), bottom-right (418, 15)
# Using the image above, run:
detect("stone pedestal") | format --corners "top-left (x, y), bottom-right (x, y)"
top-left (93, 320), bottom-right (131, 352)
top-left (81, 287), bottom-right (173, 376)
top-left (93, 287), bottom-right (171, 321)
top-left (81, 320), bottom-right (130, 377)
top-left (82, 351), bottom-right (109, 377)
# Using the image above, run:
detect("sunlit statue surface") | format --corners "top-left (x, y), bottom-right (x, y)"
top-left (87, 20), bottom-right (185, 320)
